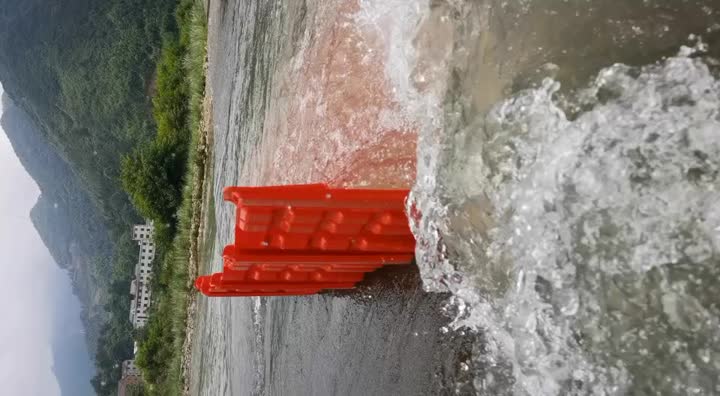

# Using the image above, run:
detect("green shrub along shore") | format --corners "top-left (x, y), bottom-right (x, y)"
top-left (120, 0), bottom-right (208, 394)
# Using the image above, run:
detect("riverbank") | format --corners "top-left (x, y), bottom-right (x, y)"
top-left (181, 89), bottom-right (214, 396)
top-left (180, 8), bottom-right (218, 395)
top-left (129, 0), bottom-right (209, 394)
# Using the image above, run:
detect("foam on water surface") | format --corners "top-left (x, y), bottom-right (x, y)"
top-left (408, 40), bottom-right (720, 394)
top-left (263, 0), bottom-right (420, 188)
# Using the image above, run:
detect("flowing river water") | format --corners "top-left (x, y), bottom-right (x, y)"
top-left (191, 1), bottom-right (720, 395)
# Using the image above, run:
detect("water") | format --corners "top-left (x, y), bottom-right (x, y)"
top-left (192, 1), bottom-right (473, 395)
top-left (412, 48), bottom-right (720, 395)
top-left (406, 2), bottom-right (720, 395)
top-left (192, 0), bottom-right (720, 394)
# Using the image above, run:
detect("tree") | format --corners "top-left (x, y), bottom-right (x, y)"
top-left (121, 140), bottom-right (187, 225)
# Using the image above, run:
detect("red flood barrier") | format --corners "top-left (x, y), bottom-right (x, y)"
top-left (195, 184), bottom-right (416, 297)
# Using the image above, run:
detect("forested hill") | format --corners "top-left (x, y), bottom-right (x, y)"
top-left (0, 0), bottom-right (179, 388)
top-left (0, 0), bottom-right (175, 233)
top-left (1, 93), bottom-right (112, 345)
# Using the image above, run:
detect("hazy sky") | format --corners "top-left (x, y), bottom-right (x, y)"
top-left (0, 89), bottom-right (62, 395)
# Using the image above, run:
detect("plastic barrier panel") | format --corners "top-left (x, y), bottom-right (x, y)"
top-left (195, 184), bottom-right (416, 297)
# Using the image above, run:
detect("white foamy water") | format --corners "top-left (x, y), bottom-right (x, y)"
top-left (406, 38), bottom-right (720, 395)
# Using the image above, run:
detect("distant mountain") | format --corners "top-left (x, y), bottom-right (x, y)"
top-left (1, 93), bottom-right (111, 347)
top-left (51, 335), bottom-right (96, 396)
top-left (48, 272), bottom-right (96, 396)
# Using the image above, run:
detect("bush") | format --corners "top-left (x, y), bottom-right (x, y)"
top-left (121, 139), bottom-right (187, 224)
top-left (121, 14), bottom-right (194, 228)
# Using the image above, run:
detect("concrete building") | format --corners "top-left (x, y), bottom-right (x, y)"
top-left (129, 222), bottom-right (155, 328)
top-left (133, 223), bottom-right (154, 241)
top-left (116, 223), bottom-right (155, 391)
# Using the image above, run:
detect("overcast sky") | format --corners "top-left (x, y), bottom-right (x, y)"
top-left (0, 89), bottom-right (62, 395)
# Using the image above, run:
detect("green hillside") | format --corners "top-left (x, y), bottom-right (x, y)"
top-left (0, 0), bottom-right (175, 233)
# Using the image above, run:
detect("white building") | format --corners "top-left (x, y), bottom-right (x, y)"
top-left (129, 222), bottom-right (155, 328)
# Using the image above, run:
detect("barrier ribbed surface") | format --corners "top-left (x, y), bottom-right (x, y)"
top-left (195, 184), bottom-right (415, 297)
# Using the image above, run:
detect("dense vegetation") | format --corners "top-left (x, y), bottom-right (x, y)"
top-left (121, 0), bottom-right (205, 236)
top-left (129, 0), bottom-right (208, 394)
top-left (93, 0), bottom-right (210, 392)
top-left (121, 41), bottom-right (189, 231)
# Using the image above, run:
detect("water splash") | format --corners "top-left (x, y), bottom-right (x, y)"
top-left (411, 48), bottom-right (720, 394)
